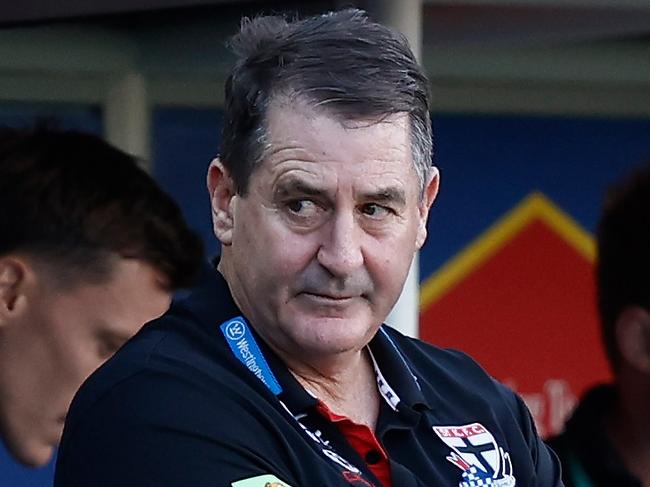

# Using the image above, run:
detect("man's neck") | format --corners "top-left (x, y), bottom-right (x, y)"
top-left (289, 348), bottom-right (380, 429)
top-left (217, 258), bottom-right (382, 427)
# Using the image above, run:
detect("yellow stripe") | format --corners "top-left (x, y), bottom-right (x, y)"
top-left (535, 194), bottom-right (595, 262)
top-left (420, 191), bottom-right (595, 310)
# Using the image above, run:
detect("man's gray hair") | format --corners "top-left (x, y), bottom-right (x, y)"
top-left (220, 9), bottom-right (433, 197)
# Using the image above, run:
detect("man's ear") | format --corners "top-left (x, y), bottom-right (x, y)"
top-left (416, 167), bottom-right (440, 250)
top-left (0, 256), bottom-right (29, 327)
top-left (207, 158), bottom-right (237, 246)
top-left (616, 306), bottom-right (650, 374)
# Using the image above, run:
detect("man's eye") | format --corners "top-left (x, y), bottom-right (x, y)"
top-left (287, 199), bottom-right (317, 215)
top-left (361, 203), bottom-right (391, 218)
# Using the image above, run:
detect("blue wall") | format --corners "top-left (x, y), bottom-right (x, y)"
top-left (152, 107), bottom-right (224, 257)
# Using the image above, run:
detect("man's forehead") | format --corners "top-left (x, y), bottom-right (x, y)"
top-left (274, 171), bottom-right (408, 199)
top-left (263, 101), bottom-right (410, 160)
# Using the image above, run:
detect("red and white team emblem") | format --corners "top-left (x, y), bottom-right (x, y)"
top-left (433, 422), bottom-right (516, 487)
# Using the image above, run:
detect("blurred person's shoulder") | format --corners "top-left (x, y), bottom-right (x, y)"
top-left (62, 261), bottom-right (243, 431)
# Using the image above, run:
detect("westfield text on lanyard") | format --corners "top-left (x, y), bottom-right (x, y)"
top-left (220, 316), bottom-right (367, 478)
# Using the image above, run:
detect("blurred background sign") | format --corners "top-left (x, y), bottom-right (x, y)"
top-left (419, 113), bottom-right (650, 437)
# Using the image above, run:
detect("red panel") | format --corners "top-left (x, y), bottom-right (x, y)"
top-left (420, 219), bottom-right (611, 437)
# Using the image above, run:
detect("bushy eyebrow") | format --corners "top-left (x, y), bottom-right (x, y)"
top-left (275, 178), bottom-right (327, 199)
top-left (360, 187), bottom-right (406, 207)
top-left (274, 178), bottom-right (406, 207)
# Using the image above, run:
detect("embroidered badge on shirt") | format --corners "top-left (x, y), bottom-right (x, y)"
top-left (433, 422), bottom-right (516, 487)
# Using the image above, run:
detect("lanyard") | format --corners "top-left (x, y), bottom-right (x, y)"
top-left (219, 316), bottom-right (368, 478)
top-left (220, 316), bottom-right (282, 395)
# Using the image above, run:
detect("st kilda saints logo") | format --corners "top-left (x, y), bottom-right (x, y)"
top-left (433, 422), bottom-right (516, 487)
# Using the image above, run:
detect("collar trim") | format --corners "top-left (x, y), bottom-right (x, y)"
top-left (368, 347), bottom-right (401, 411)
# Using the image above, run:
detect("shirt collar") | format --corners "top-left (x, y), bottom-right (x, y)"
top-left (272, 325), bottom-right (432, 418)
top-left (368, 326), bottom-right (431, 412)
top-left (180, 264), bottom-right (430, 416)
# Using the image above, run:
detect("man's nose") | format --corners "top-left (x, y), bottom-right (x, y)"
top-left (316, 211), bottom-right (364, 277)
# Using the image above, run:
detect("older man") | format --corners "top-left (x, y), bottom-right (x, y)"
top-left (0, 127), bottom-right (203, 467)
top-left (55, 10), bottom-right (563, 487)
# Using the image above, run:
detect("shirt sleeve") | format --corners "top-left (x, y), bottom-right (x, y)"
top-left (54, 370), bottom-right (299, 487)
top-left (499, 382), bottom-right (566, 487)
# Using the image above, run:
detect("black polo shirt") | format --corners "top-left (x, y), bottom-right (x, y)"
top-left (55, 267), bottom-right (563, 487)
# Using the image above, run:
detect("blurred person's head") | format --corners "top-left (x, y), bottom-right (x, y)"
top-left (0, 127), bottom-right (203, 466)
top-left (597, 162), bottom-right (650, 380)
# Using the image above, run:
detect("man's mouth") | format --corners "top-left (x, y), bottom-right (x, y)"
top-left (301, 292), bottom-right (356, 302)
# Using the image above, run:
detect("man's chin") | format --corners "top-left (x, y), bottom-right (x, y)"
top-left (293, 293), bottom-right (369, 319)
top-left (291, 319), bottom-right (378, 353)
top-left (2, 431), bottom-right (56, 467)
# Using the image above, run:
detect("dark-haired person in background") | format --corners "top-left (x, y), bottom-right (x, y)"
top-left (548, 163), bottom-right (650, 487)
top-left (55, 10), bottom-right (563, 487)
top-left (0, 127), bottom-right (203, 467)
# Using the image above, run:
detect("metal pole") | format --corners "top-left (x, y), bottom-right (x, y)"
top-left (104, 72), bottom-right (151, 169)
top-left (366, 0), bottom-right (422, 61)
top-left (366, 0), bottom-right (423, 337)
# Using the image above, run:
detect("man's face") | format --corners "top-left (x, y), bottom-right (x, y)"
top-left (0, 258), bottom-right (171, 466)
top-left (211, 102), bottom-right (438, 363)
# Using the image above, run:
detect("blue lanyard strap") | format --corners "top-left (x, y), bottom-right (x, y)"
top-left (220, 316), bottom-right (283, 395)
top-left (219, 316), bottom-right (370, 479)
